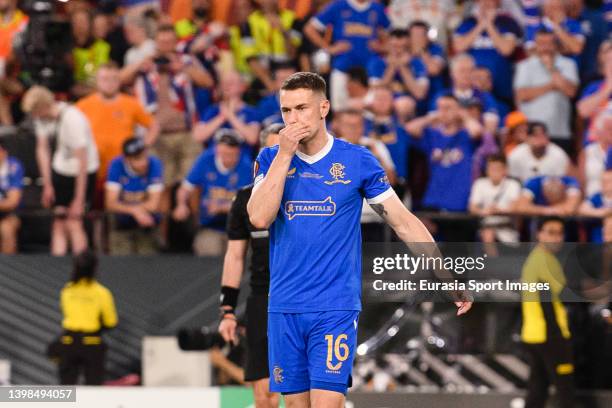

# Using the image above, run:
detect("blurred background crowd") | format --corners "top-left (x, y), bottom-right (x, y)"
top-left (0, 0), bottom-right (610, 256)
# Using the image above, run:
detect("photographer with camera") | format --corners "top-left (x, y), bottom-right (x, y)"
top-left (132, 24), bottom-right (213, 245)
top-left (217, 125), bottom-right (282, 408)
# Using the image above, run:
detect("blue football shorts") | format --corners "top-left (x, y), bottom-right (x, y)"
top-left (268, 310), bottom-right (359, 395)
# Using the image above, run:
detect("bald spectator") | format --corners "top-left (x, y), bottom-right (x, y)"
top-left (516, 175), bottom-right (582, 216)
top-left (453, 0), bottom-right (521, 103)
top-left (514, 29), bottom-right (578, 154)
top-left (77, 62), bottom-right (159, 196)
top-left (507, 122), bottom-right (570, 183)
top-left (432, 54), bottom-right (499, 135)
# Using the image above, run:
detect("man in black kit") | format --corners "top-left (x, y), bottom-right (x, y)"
top-left (218, 124), bottom-right (283, 408)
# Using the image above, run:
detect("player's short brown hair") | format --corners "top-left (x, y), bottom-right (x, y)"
top-left (281, 72), bottom-right (327, 96)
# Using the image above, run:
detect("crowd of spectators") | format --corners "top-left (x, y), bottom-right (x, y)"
top-left (0, 0), bottom-right (610, 255)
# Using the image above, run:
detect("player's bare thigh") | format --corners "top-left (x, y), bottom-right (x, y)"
top-left (284, 389), bottom-right (344, 408)
top-left (251, 378), bottom-right (279, 408)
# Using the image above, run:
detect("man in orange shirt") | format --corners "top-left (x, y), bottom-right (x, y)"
top-left (77, 62), bottom-right (159, 195)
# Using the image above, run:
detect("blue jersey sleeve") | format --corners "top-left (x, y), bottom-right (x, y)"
top-left (590, 193), bottom-right (603, 208)
top-left (579, 80), bottom-right (603, 100)
top-left (360, 147), bottom-right (393, 203)
top-left (8, 158), bottom-right (23, 190)
top-left (254, 147), bottom-right (275, 186)
top-left (564, 176), bottom-right (580, 191)
top-left (411, 58), bottom-right (428, 80)
top-left (607, 147), bottom-right (612, 170)
top-left (429, 43), bottom-right (445, 59)
top-left (564, 18), bottom-right (584, 37)
top-left (312, 0), bottom-right (339, 29)
top-left (375, 4), bottom-right (390, 29)
top-left (523, 177), bottom-right (540, 199)
top-left (455, 18), bottom-right (476, 36)
top-left (367, 56), bottom-right (386, 81)
top-left (185, 151), bottom-right (210, 187)
top-left (199, 105), bottom-right (219, 122)
top-left (149, 157), bottom-right (164, 187)
top-left (106, 158), bottom-right (123, 184)
top-left (482, 92), bottom-right (499, 116)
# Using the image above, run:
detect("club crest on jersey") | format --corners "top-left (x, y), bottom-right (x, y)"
top-left (273, 366), bottom-right (284, 384)
top-left (324, 163), bottom-right (351, 185)
top-left (284, 197), bottom-right (336, 220)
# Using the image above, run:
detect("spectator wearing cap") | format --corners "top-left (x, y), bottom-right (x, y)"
top-left (194, 70), bottom-right (261, 153)
top-left (523, 0), bottom-right (585, 63)
top-left (0, 136), bottom-right (23, 254)
top-left (514, 29), bottom-right (578, 154)
top-left (76, 62), bottom-right (159, 199)
top-left (367, 28), bottom-right (428, 122)
top-left (579, 169), bottom-right (612, 243)
top-left (516, 175), bottom-right (582, 216)
top-left (22, 86), bottom-right (99, 256)
top-left (507, 122), bottom-right (570, 183)
top-left (469, 154), bottom-right (521, 246)
top-left (502, 111), bottom-right (528, 156)
top-left (304, 0), bottom-right (389, 112)
top-left (578, 113), bottom-right (612, 198)
top-left (173, 130), bottom-right (253, 256)
top-left (431, 54), bottom-right (500, 136)
top-left (453, 0), bottom-right (522, 104)
top-left (105, 137), bottom-right (163, 255)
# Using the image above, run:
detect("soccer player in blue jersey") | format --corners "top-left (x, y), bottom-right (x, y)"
top-left (247, 72), bottom-right (472, 407)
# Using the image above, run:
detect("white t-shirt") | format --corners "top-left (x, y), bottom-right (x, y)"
top-left (584, 142), bottom-right (606, 198)
top-left (35, 103), bottom-right (99, 176)
top-left (124, 39), bottom-right (156, 67)
top-left (469, 177), bottom-right (521, 242)
top-left (507, 142), bottom-right (570, 183)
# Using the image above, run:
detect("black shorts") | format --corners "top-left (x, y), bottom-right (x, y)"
top-left (52, 171), bottom-right (96, 209)
top-left (244, 294), bottom-right (269, 382)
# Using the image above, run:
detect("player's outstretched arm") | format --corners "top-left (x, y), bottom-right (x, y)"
top-left (370, 193), bottom-right (473, 315)
top-left (247, 124), bottom-right (310, 229)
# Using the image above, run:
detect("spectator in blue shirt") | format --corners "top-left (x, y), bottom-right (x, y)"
top-left (579, 170), bottom-right (612, 242)
top-left (432, 54), bottom-right (500, 135)
top-left (193, 71), bottom-right (261, 151)
top-left (405, 93), bottom-right (483, 212)
top-left (453, 0), bottom-right (522, 104)
top-left (524, 0), bottom-right (585, 62)
top-left (304, 0), bottom-right (389, 111)
top-left (565, 0), bottom-right (607, 81)
top-left (0, 137), bottom-right (23, 254)
top-left (516, 175), bottom-right (582, 216)
top-left (367, 28), bottom-right (429, 122)
top-left (173, 130), bottom-right (253, 256)
top-left (364, 87), bottom-right (412, 197)
top-left (255, 62), bottom-right (297, 127)
top-left (105, 137), bottom-right (164, 254)
top-left (408, 21), bottom-right (447, 113)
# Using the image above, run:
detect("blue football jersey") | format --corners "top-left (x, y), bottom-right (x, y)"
top-left (0, 157), bottom-right (24, 200)
top-left (254, 135), bottom-right (392, 312)
top-left (186, 148), bottom-right (253, 230)
top-left (311, 0), bottom-right (389, 72)
top-left (523, 176), bottom-right (581, 206)
top-left (364, 117), bottom-right (411, 179)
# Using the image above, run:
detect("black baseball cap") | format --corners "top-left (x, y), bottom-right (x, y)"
top-left (123, 137), bottom-right (146, 157)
